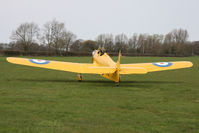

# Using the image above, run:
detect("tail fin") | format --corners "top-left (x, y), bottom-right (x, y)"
top-left (116, 50), bottom-right (121, 69)
top-left (101, 51), bottom-right (121, 83)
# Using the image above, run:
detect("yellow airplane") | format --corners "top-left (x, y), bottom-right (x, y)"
top-left (7, 49), bottom-right (193, 86)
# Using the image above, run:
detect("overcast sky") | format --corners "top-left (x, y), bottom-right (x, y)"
top-left (0, 0), bottom-right (198, 43)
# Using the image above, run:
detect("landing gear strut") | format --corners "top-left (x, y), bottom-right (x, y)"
top-left (115, 76), bottom-right (121, 86)
top-left (115, 77), bottom-right (121, 87)
top-left (77, 73), bottom-right (82, 82)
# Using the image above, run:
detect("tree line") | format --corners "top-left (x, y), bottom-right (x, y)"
top-left (0, 19), bottom-right (199, 56)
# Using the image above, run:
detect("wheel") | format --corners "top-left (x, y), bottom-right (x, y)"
top-left (77, 74), bottom-right (82, 82)
top-left (116, 83), bottom-right (119, 87)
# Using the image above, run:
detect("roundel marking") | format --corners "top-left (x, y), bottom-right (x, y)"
top-left (29, 59), bottom-right (50, 64)
top-left (152, 62), bottom-right (172, 67)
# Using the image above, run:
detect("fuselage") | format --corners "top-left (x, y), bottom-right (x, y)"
top-left (92, 50), bottom-right (120, 82)
top-left (92, 50), bottom-right (116, 67)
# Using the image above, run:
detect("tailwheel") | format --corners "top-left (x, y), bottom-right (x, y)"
top-left (116, 82), bottom-right (119, 87)
top-left (77, 73), bottom-right (82, 82)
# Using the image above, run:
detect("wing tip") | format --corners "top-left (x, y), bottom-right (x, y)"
top-left (6, 57), bottom-right (26, 64)
top-left (6, 57), bottom-right (13, 63)
top-left (184, 61), bottom-right (193, 68)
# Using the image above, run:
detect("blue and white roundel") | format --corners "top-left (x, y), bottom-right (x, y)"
top-left (29, 59), bottom-right (50, 64)
top-left (152, 62), bottom-right (172, 67)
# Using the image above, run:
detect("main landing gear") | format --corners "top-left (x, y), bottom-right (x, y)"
top-left (77, 74), bottom-right (82, 82)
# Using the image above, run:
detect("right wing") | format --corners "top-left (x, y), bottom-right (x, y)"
top-left (7, 57), bottom-right (115, 74)
top-left (120, 61), bottom-right (193, 74)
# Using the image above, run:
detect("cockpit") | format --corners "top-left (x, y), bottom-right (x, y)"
top-left (92, 48), bottom-right (105, 57)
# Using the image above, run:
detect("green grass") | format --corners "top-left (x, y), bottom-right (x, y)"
top-left (0, 56), bottom-right (199, 133)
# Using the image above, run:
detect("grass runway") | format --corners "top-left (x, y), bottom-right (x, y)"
top-left (0, 56), bottom-right (199, 133)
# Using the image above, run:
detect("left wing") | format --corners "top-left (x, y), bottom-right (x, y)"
top-left (7, 57), bottom-right (115, 74)
top-left (120, 61), bottom-right (193, 74)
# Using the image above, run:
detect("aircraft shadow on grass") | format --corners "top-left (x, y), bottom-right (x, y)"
top-left (15, 78), bottom-right (182, 88)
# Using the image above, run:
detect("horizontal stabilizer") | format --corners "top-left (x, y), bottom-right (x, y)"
top-left (88, 66), bottom-right (115, 74)
top-left (120, 67), bottom-right (148, 74)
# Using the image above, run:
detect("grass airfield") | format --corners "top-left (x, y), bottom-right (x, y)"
top-left (0, 56), bottom-right (199, 133)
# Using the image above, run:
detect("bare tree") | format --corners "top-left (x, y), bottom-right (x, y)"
top-left (96, 34), bottom-right (105, 48)
top-left (163, 32), bottom-right (176, 54)
top-left (163, 29), bottom-right (189, 55)
top-left (104, 34), bottom-right (114, 52)
top-left (171, 29), bottom-right (189, 44)
top-left (42, 19), bottom-right (66, 54)
top-left (96, 34), bottom-right (114, 52)
top-left (137, 34), bottom-right (147, 54)
top-left (10, 22), bottom-right (40, 52)
top-left (115, 34), bottom-right (128, 52)
top-left (164, 33), bottom-right (173, 45)
top-left (128, 33), bottom-right (138, 53)
top-left (41, 19), bottom-right (76, 54)
top-left (60, 31), bottom-right (76, 52)
top-left (129, 34), bottom-right (138, 49)
top-left (149, 34), bottom-right (164, 54)
top-left (41, 21), bottom-right (54, 52)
